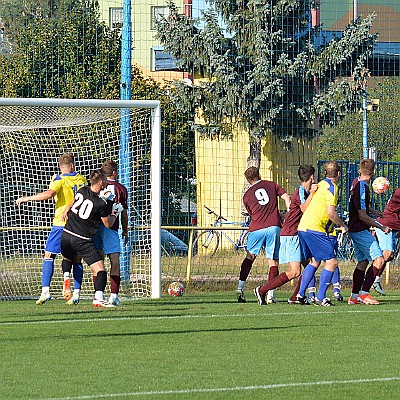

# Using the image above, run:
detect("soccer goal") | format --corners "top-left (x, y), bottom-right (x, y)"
top-left (0, 97), bottom-right (161, 300)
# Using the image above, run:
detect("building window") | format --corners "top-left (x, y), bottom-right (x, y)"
top-left (110, 7), bottom-right (123, 30)
top-left (152, 46), bottom-right (182, 71)
top-left (151, 6), bottom-right (169, 30)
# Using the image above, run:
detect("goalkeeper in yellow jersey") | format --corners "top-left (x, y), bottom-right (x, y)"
top-left (16, 153), bottom-right (87, 304)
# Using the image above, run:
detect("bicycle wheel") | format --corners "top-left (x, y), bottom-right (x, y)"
top-left (193, 230), bottom-right (220, 256)
top-left (235, 231), bottom-right (248, 251)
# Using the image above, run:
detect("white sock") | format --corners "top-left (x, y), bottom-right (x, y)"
top-left (41, 286), bottom-right (50, 296)
top-left (374, 276), bottom-right (381, 283)
top-left (63, 272), bottom-right (70, 280)
top-left (237, 280), bottom-right (245, 291)
top-left (94, 291), bottom-right (104, 301)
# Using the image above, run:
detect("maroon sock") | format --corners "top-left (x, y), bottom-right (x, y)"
top-left (362, 265), bottom-right (380, 292)
top-left (239, 258), bottom-right (254, 281)
top-left (378, 261), bottom-right (387, 277)
top-left (268, 265), bottom-right (279, 281)
top-left (290, 276), bottom-right (302, 301)
top-left (352, 268), bottom-right (365, 294)
top-left (110, 275), bottom-right (121, 294)
top-left (259, 272), bottom-right (289, 295)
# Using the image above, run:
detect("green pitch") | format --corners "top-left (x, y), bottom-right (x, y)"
top-left (1, 291), bottom-right (400, 400)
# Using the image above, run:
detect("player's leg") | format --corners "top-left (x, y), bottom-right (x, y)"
top-left (373, 229), bottom-right (395, 295)
top-left (237, 228), bottom-right (262, 302)
top-left (61, 259), bottom-right (73, 300)
top-left (306, 275), bottom-right (316, 303)
top-left (36, 226), bottom-right (64, 304)
top-left (108, 253), bottom-right (121, 306)
top-left (332, 266), bottom-right (343, 302)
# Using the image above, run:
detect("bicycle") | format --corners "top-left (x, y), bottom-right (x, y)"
top-left (192, 205), bottom-right (250, 257)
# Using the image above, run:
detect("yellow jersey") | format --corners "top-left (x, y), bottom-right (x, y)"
top-left (49, 172), bottom-right (87, 226)
top-left (298, 178), bottom-right (339, 234)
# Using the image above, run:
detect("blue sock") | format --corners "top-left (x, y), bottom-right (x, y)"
top-left (299, 264), bottom-right (318, 297)
top-left (307, 276), bottom-right (316, 298)
top-left (317, 268), bottom-right (334, 301)
top-left (73, 264), bottom-right (83, 290)
top-left (42, 258), bottom-right (54, 287)
top-left (332, 267), bottom-right (341, 293)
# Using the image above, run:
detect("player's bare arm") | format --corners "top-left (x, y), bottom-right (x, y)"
top-left (281, 192), bottom-right (291, 211)
top-left (358, 209), bottom-right (391, 234)
top-left (300, 183), bottom-right (318, 213)
top-left (16, 189), bottom-right (56, 205)
top-left (327, 205), bottom-right (348, 233)
top-left (121, 209), bottom-right (129, 244)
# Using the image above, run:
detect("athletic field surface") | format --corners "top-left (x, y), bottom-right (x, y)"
top-left (1, 290), bottom-right (399, 400)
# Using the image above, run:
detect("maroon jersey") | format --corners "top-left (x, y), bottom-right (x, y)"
top-left (106, 179), bottom-right (128, 231)
top-left (243, 180), bottom-right (286, 232)
top-left (280, 186), bottom-right (310, 236)
top-left (377, 188), bottom-right (400, 230)
top-left (348, 177), bottom-right (371, 232)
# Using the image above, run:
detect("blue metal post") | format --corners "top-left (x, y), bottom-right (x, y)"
top-left (362, 95), bottom-right (368, 159)
top-left (119, 0), bottom-right (132, 284)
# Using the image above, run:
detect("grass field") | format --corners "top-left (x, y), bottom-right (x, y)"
top-left (1, 290), bottom-right (400, 400)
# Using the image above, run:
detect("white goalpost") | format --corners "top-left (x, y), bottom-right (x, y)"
top-left (0, 97), bottom-right (161, 300)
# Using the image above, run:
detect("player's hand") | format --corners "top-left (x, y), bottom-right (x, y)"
top-left (122, 230), bottom-right (129, 244)
top-left (310, 184), bottom-right (318, 194)
top-left (382, 226), bottom-right (391, 234)
top-left (99, 189), bottom-right (112, 202)
top-left (15, 197), bottom-right (25, 206)
top-left (340, 225), bottom-right (348, 234)
top-left (111, 203), bottom-right (123, 218)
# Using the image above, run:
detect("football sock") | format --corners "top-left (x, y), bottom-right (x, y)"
top-left (352, 267), bottom-right (365, 295)
top-left (332, 266), bottom-right (341, 293)
top-left (94, 270), bottom-right (107, 293)
top-left (239, 258), bottom-right (253, 281)
top-left (61, 259), bottom-right (72, 274)
top-left (237, 280), bottom-right (245, 291)
top-left (377, 261), bottom-right (387, 277)
top-left (268, 265), bottom-right (279, 281)
top-left (307, 276), bottom-right (316, 298)
top-left (110, 274), bottom-right (121, 294)
top-left (289, 276), bottom-right (302, 301)
top-left (317, 268), bottom-right (334, 301)
top-left (73, 263), bottom-right (84, 290)
top-left (41, 258), bottom-right (54, 287)
top-left (259, 272), bottom-right (289, 295)
top-left (298, 264), bottom-right (317, 297)
top-left (361, 265), bottom-right (379, 292)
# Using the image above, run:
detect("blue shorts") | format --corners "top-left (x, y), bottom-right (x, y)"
top-left (45, 226), bottom-right (64, 254)
top-left (247, 226), bottom-right (280, 260)
top-left (93, 225), bottom-right (121, 255)
top-left (374, 229), bottom-right (397, 252)
top-left (349, 230), bottom-right (382, 261)
top-left (298, 230), bottom-right (338, 262)
top-left (279, 235), bottom-right (310, 264)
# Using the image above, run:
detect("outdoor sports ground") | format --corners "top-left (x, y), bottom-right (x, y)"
top-left (1, 290), bottom-right (399, 400)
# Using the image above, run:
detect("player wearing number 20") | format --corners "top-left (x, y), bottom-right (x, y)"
top-left (236, 166), bottom-right (291, 303)
top-left (61, 170), bottom-right (123, 308)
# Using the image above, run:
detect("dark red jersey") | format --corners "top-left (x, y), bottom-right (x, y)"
top-left (377, 188), bottom-right (400, 230)
top-left (280, 186), bottom-right (310, 236)
top-left (105, 179), bottom-right (128, 231)
top-left (348, 177), bottom-right (371, 232)
top-left (243, 180), bottom-right (287, 232)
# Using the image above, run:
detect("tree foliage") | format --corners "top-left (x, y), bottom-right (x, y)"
top-left (156, 0), bottom-right (377, 152)
top-left (0, 0), bottom-right (120, 98)
top-left (317, 77), bottom-right (400, 162)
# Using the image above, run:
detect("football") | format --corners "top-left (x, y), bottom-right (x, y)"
top-left (168, 281), bottom-right (185, 297)
top-left (372, 176), bottom-right (390, 194)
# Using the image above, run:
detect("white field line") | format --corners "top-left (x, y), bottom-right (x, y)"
top-left (40, 376), bottom-right (400, 400)
top-left (1, 308), bottom-right (399, 326)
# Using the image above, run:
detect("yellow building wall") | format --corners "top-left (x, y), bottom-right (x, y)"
top-left (195, 129), bottom-right (317, 245)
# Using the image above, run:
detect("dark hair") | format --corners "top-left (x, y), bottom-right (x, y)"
top-left (298, 165), bottom-right (315, 182)
top-left (359, 158), bottom-right (375, 176)
top-left (325, 161), bottom-right (341, 178)
top-left (101, 159), bottom-right (118, 177)
top-left (244, 166), bottom-right (261, 182)
top-left (89, 169), bottom-right (106, 185)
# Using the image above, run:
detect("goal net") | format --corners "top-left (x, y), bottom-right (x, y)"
top-left (0, 98), bottom-right (161, 300)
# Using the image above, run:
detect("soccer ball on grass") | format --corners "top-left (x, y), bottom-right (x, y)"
top-left (372, 177), bottom-right (390, 194)
top-left (167, 281), bottom-right (185, 297)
